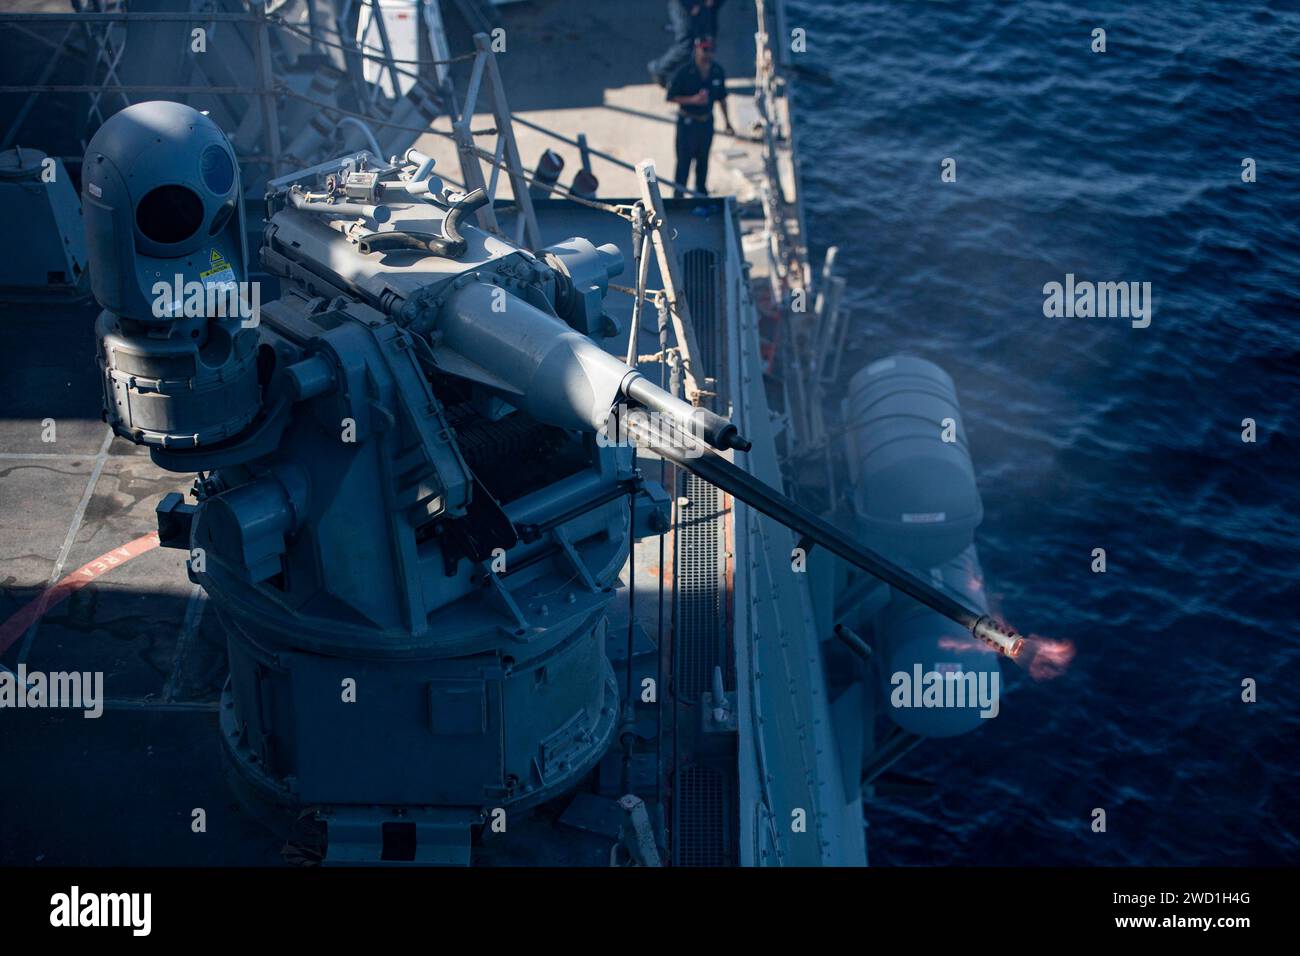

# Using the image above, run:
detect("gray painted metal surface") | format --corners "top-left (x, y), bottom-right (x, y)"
top-left (0, 147), bottom-right (87, 298)
top-left (844, 355), bottom-right (984, 570)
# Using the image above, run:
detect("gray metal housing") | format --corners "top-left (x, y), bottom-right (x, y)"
top-left (0, 148), bottom-right (87, 298)
top-left (83, 101), bottom-right (260, 447)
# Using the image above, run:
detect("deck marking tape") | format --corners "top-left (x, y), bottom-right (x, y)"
top-left (0, 532), bottom-right (161, 658)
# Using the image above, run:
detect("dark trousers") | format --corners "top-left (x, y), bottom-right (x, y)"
top-left (674, 115), bottom-right (713, 195)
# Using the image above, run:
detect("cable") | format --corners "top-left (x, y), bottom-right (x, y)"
top-left (508, 112), bottom-right (706, 199)
top-left (620, 411), bottom-right (639, 796)
top-left (277, 86), bottom-right (452, 137)
top-left (610, 282), bottom-right (666, 299)
top-left (268, 15), bottom-right (475, 68)
top-left (338, 116), bottom-right (382, 156)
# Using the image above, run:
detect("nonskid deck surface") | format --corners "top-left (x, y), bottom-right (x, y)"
top-left (0, 297), bottom-right (274, 864)
top-left (427, 0), bottom-right (802, 288)
top-left (431, 0), bottom-right (777, 201)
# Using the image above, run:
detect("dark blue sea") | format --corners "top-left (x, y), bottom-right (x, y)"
top-left (788, 0), bottom-right (1300, 865)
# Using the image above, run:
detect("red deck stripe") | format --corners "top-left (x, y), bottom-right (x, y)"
top-left (0, 532), bottom-right (161, 658)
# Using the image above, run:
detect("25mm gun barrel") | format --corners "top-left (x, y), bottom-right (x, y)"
top-left (632, 421), bottom-right (1025, 658)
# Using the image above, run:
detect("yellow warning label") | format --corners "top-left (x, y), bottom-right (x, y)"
top-left (200, 248), bottom-right (231, 280)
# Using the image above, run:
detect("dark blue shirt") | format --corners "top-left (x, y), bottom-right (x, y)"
top-left (667, 61), bottom-right (727, 119)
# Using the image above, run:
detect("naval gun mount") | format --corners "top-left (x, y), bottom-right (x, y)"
top-left (83, 101), bottom-right (750, 863)
top-left (84, 102), bottom-right (1029, 863)
top-left (210, 163), bottom-right (671, 860)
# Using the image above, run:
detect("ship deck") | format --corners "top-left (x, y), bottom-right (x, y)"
top-left (0, 0), bottom-right (826, 867)
top-left (429, 0), bottom-right (797, 219)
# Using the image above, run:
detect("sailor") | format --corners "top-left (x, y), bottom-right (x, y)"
top-left (648, 0), bottom-right (727, 88)
top-left (667, 35), bottom-right (734, 196)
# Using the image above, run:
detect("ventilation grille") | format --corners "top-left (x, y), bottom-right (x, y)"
top-left (674, 246), bottom-right (728, 702)
top-left (682, 248), bottom-right (720, 385)
top-left (675, 469), bottom-right (724, 700)
top-left (672, 245), bottom-right (732, 868)
top-left (674, 763), bottom-right (730, 866)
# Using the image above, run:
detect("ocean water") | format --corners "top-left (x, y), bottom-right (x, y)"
top-left (786, 0), bottom-right (1300, 865)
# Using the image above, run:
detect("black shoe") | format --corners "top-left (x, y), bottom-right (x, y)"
top-left (647, 61), bottom-right (667, 88)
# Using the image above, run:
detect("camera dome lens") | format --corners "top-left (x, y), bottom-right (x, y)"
top-left (135, 184), bottom-right (204, 245)
top-left (200, 144), bottom-right (235, 195)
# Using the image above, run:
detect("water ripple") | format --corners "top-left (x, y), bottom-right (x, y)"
top-left (790, 0), bottom-right (1300, 865)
